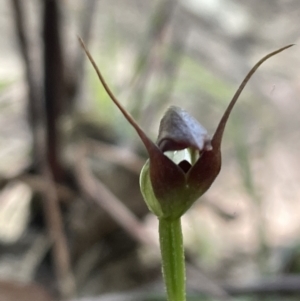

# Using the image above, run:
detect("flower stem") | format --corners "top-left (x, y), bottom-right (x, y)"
top-left (159, 217), bottom-right (186, 301)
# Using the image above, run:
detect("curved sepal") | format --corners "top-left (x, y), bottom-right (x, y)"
top-left (187, 147), bottom-right (221, 200)
top-left (212, 44), bottom-right (294, 151)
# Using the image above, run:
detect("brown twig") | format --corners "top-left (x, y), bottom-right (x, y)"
top-left (11, 1), bottom-right (76, 299)
top-left (42, 1), bottom-right (76, 298)
top-left (10, 0), bottom-right (44, 169)
top-left (43, 0), bottom-right (66, 182)
top-left (74, 143), bottom-right (157, 247)
top-left (41, 164), bottom-right (76, 300)
top-left (19, 174), bottom-right (75, 204)
top-left (87, 139), bottom-right (145, 174)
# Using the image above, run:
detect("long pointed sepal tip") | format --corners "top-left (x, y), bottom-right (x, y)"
top-left (78, 36), bottom-right (157, 154)
top-left (212, 44), bottom-right (294, 149)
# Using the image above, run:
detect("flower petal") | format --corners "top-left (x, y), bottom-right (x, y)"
top-left (157, 106), bottom-right (212, 152)
top-left (148, 145), bottom-right (186, 201)
top-left (187, 147), bottom-right (221, 200)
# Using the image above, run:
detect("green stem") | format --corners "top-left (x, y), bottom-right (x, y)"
top-left (159, 217), bottom-right (186, 301)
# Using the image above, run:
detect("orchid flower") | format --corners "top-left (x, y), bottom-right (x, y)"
top-left (79, 37), bottom-right (292, 301)
top-left (79, 39), bottom-right (292, 220)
